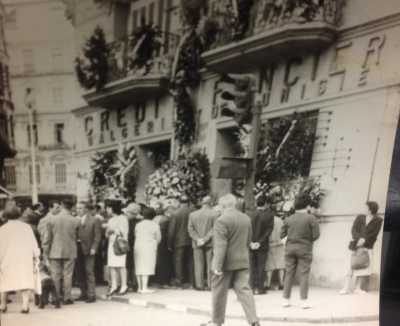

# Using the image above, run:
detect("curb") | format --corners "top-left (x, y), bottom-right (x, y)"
top-left (98, 295), bottom-right (379, 324)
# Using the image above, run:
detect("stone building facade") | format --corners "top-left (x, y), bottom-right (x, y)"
top-left (67, 0), bottom-right (400, 289)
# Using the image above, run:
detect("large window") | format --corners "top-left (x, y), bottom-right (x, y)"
top-left (29, 164), bottom-right (40, 185)
top-left (55, 123), bottom-right (64, 144)
top-left (55, 163), bottom-right (67, 184)
top-left (4, 165), bottom-right (16, 187)
top-left (22, 49), bottom-right (35, 74)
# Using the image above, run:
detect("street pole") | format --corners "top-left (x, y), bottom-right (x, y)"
top-left (243, 94), bottom-right (262, 212)
top-left (26, 88), bottom-right (38, 205)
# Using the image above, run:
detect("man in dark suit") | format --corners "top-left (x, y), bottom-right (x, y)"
top-left (281, 198), bottom-right (320, 309)
top-left (249, 196), bottom-right (274, 294)
top-left (168, 196), bottom-right (194, 288)
top-left (202, 194), bottom-right (260, 326)
top-left (75, 202), bottom-right (102, 302)
top-left (188, 195), bottom-right (219, 290)
top-left (43, 201), bottom-right (79, 305)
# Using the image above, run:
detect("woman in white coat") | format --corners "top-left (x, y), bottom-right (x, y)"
top-left (134, 207), bottom-right (161, 293)
top-left (0, 206), bottom-right (40, 313)
top-left (105, 201), bottom-right (129, 296)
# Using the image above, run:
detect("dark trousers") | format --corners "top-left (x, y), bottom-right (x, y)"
top-left (173, 246), bottom-right (193, 286)
top-left (193, 246), bottom-right (213, 289)
top-left (77, 245), bottom-right (96, 299)
top-left (250, 249), bottom-right (268, 292)
top-left (283, 245), bottom-right (313, 300)
top-left (211, 269), bottom-right (258, 325)
top-left (126, 249), bottom-right (137, 290)
top-left (39, 278), bottom-right (60, 308)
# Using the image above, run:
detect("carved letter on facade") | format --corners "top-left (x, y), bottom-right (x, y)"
top-left (281, 58), bottom-right (302, 103)
top-left (259, 65), bottom-right (275, 106)
top-left (100, 111), bottom-right (110, 132)
top-left (135, 102), bottom-right (146, 123)
top-left (362, 35), bottom-right (386, 69)
top-left (117, 108), bottom-right (127, 127)
top-left (84, 116), bottom-right (93, 136)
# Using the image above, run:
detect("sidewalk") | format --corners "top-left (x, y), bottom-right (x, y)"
top-left (97, 287), bottom-right (379, 323)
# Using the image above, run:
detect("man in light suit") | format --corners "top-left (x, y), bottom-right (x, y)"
top-left (188, 195), bottom-right (219, 290)
top-left (43, 201), bottom-right (79, 305)
top-left (201, 194), bottom-right (260, 326)
top-left (75, 202), bottom-right (102, 303)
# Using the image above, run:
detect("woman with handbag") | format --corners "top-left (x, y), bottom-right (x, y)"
top-left (340, 201), bottom-right (383, 295)
top-left (105, 201), bottom-right (129, 296)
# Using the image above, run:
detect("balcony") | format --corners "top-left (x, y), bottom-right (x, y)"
top-left (83, 32), bottom-right (180, 109)
top-left (202, 0), bottom-right (344, 73)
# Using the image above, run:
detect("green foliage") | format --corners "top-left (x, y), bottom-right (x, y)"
top-left (254, 112), bottom-right (324, 213)
top-left (75, 26), bottom-right (109, 91)
top-left (256, 112), bottom-right (317, 183)
top-left (145, 152), bottom-right (211, 205)
top-left (171, 30), bottom-right (203, 147)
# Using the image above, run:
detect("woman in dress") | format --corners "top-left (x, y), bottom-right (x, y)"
top-left (105, 201), bottom-right (129, 296)
top-left (134, 207), bottom-right (161, 293)
top-left (265, 215), bottom-right (285, 290)
top-left (0, 206), bottom-right (41, 313)
top-left (340, 201), bottom-right (383, 294)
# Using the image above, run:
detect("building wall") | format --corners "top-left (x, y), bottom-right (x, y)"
top-left (68, 0), bottom-right (400, 288)
top-left (3, 0), bottom-right (79, 199)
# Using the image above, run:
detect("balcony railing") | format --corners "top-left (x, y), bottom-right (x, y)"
top-left (106, 31), bottom-right (180, 83)
top-left (83, 31), bottom-right (180, 108)
top-left (202, 0), bottom-right (344, 72)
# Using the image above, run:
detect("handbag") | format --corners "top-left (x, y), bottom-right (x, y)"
top-left (113, 232), bottom-right (129, 256)
top-left (351, 248), bottom-right (370, 270)
top-left (348, 240), bottom-right (357, 251)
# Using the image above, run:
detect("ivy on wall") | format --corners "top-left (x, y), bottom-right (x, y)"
top-left (75, 26), bottom-right (109, 91)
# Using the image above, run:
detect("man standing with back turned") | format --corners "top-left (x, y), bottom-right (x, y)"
top-left (76, 202), bottom-right (102, 303)
top-left (281, 198), bottom-right (320, 309)
top-left (201, 194), bottom-right (260, 326)
top-left (188, 195), bottom-right (219, 290)
top-left (43, 201), bottom-right (79, 305)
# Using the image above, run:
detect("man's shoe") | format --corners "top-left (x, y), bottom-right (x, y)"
top-left (75, 295), bottom-right (88, 301)
top-left (63, 299), bottom-right (74, 305)
top-left (282, 299), bottom-right (291, 307)
top-left (85, 297), bottom-right (96, 303)
top-left (251, 322), bottom-right (261, 326)
top-left (301, 300), bottom-right (312, 309)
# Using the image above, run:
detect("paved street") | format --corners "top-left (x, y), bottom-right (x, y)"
top-left (0, 299), bottom-right (379, 326)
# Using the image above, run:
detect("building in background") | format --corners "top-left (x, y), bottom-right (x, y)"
top-left (65, 0), bottom-right (400, 290)
top-left (3, 0), bottom-right (80, 205)
top-left (0, 0), bottom-right (15, 198)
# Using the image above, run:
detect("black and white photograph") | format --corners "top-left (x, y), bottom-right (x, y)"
top-left (0, 1), bottom-right (399, 326)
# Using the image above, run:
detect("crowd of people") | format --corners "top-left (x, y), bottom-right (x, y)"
top-left (0, 192), bottom-right (383, 325)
